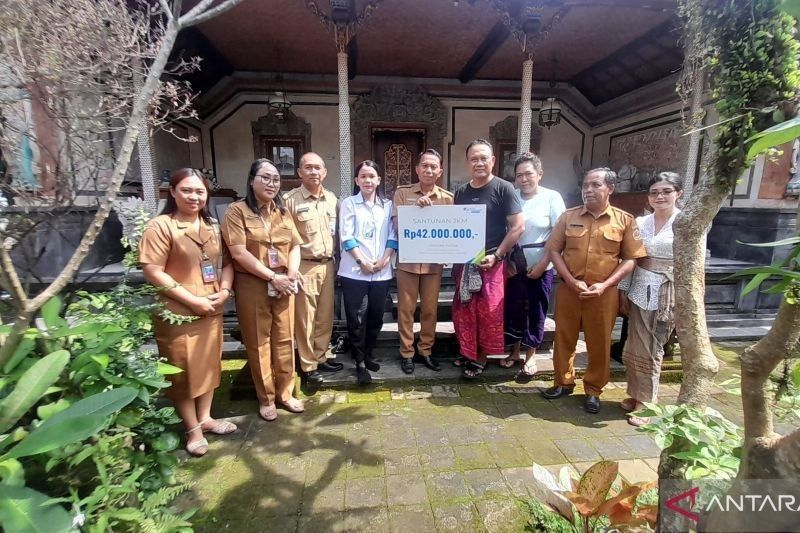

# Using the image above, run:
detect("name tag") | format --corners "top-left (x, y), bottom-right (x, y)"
top-left (200, 259), bottom-right (217, 283)
top-left (297, 206), bottom-right (310, 214)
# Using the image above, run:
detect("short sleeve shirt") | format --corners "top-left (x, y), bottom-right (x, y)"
top-left (284, 185), bottom-right (338, 260)
top-left (546, 204), bottom-right (646, 285)
top-left (221, 200), bottom-right (302, 274)
top-left (454, 177), bottom-right (521, 251)
top-left (392, 183), bottom-right (455, 274)
top-left (138, 214), bottom-right (229, 316)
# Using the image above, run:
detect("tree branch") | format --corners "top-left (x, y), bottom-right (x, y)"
top-left (158, 0), bottom-right (174, 21)
top-left (0, 245), bottom-right (29, 308)
top-left (180, 0), bottom-right (246, 27)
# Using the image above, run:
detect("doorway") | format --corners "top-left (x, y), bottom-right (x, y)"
top-left (370, 127), bottom-right (426, 199)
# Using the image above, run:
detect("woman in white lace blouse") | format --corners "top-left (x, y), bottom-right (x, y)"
top-left (621, 172), bottom-right (683, 426)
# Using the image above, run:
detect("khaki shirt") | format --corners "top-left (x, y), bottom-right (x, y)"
top-left (221, 200), bottom-right (302, 274)
top-left (392, 183), bottom-right (455, 274)
top-left (139, 214), bottom-right (230, 316)
top-left (284, 185), bottom-right (338, 260)
top-left (546, 204), bottom-right (646, 285)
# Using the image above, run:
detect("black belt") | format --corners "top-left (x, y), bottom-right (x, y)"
top-left (303, 257), bottom-right (334, 263)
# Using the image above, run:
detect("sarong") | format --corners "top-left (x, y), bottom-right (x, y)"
top-left (622, 303), bottom-right (672, 403)
top-left (452, 261), bottom-right (505, 360)
top-left (504, 268), bottom-right (554, 349)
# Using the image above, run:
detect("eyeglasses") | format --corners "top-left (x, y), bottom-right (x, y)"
top-left (256, 175), bottom-right (281, 185)
top-left (648, 189), bottom-right (676, 197)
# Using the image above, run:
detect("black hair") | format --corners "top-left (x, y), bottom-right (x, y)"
top-left (160, 168), bottom-right (214, 224)
top-left (417, 149), bottom-right (443, 166)
top-left (465, 138), bottom-right (493, 157)
top-left (585, 167), bottom-right (617, 187)
top-left (354, 159), bottom-right (385, 205)
top-left (514, 152), bottom-right (543, 175)
top-left (244, 158), bottom-right (286, 215)
top-left (648, 171), bottom-right (684, 191)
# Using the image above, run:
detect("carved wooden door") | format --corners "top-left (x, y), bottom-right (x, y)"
top-left (371, 129), bottom-right (424, 199)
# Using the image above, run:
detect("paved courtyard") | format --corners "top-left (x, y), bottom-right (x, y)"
top-left (175, 366), bottom-right (746, 533)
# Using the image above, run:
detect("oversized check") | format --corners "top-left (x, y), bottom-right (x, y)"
top-left (397, 205), bottom-right (486, 264)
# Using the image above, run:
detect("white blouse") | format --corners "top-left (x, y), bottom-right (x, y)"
top-left (626, 210), bottom-right (679, 311)
top-left (338, 192), bottom-right (398, 282)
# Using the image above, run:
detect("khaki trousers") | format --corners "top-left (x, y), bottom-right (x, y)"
top-left (234, 272), bottom-right (296, 406)
top-left (552, 283), bottom-right (618, 396)
top-left (396, 269), bottom-right (442, 359)
top-left (295, 260), bottom-right (335, 372)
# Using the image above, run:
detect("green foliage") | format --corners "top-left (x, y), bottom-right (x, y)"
top-left (681, 0), bottom-right (800, 190)
top-left (636, 404), bottom-right (742, 480)
top-left (727, 235), bottom-right (799, 305)
top-left (0, 287), bottom-right (188, 531)
top-left (526, 498), bottom-right (575, 533)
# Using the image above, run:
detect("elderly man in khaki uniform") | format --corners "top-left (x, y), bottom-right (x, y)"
top-left (392, 149), bottom-right (454, 374)
top-left (284, 152), bottom-right (342, 385)
top-left (543, 168), bottom-right (646, 414)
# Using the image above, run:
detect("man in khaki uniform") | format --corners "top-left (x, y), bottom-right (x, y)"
top-left (392, 149), bottom-right (454, 374)
top-left (284, 152), bottom-right (342, 385)
top-left (543, 168), bottom-right (646, 413)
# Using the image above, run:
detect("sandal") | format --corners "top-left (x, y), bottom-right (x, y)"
top-left (199, 418), bottom-right (238, 435)
top-left (452, 356), bottom-right (468, 367)
top-left (627, 415), bottom-right (651, 427)
top-left (515, 361), bottom-right (538, 383)
top-left (620, 398), bottom-right (637, 413)
top-left (498, 357), bottom-right (516, 369)
top-left (463, 361), bottom-right (485, 380)
top-left (185, 425), bottom-right (209, 457)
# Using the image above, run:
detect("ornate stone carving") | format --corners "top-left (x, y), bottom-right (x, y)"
top-left (489, 116), bottom-right (542, 155)
top-left (608, 122), bottom-right (688, 191)
top-left (351, 85), bottom-right (447, 160)
top-left (251, 110), bottom-right (311, 157)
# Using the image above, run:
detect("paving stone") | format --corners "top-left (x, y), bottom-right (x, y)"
top-left (334, 392), bottom-right (347, 403)
top-left (345, 453), bottom-right (385, 479)
top-left (474, 498), bottom-right (528, 533)
top-left (445, 424), bottom-right (484, 445)
top-left (252, 484), bottom-right (303, 517)
top-left (388, 504), bottom-right (436, 532)
top-left (522, 439), bottom-right (568, 465)
top-left (432, 501), bottom-right (479, 532)
top-left (490, 443), bottom-right (532, 468)
top-left (246, 514), bottom-right (297, 533)
top-left (644, 457), bottom-right (660, 472)
top-left (464, 468), bottom-right (512, 498)
top-left (298, 511), bottom-right (347, 533)
top-left (384, 448), bottom-right (422, 475)
top-left (419, 446), bottom-right (457, 471)
top-left (387, 473), bottom-right (428, 505)
top-left (617, 459), bottom-right (658, 484)
top-left (476, 423), bottom-right (517, 444)
top-left (625, 434), bottom-right (662, 458)
top-left (414, 425), bottom-right (451, 447)
top-left (496, 403), bottom-right (535, 421)
top-left (554, 439), bottom-right (602, 463)
top-left (405, 388), bottom-right (433, 400)
top-left (500, 466), bottom-right (534, 497)
top-left (590, 436), bottom-right (637, 461)
top-left (432, 385), bottom-right (460, 398)
top-left (343, 506), bottom-right (390, 531)
top-left (302, 479), bottom-right (345, 513)
top-left (425, 470), bottom-right (470, 502)
top-left (382, 429), bottom-right (418, 450)
top-left (453, 444), bottom-right (496, 470)
top-left (345, 477), bottom-right (387, 509)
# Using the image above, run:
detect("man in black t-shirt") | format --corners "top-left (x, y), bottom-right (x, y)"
top-left (452, 139), bottom-right (523, 378)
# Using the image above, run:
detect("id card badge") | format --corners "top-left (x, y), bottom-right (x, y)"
top-left (268, 246), bottom-right (280, 268)
top-left (329, 219), bottom-right (336, 236)
top-left (200, 259), bottom-right (217, 283)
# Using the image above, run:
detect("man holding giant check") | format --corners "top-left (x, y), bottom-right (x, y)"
top-left (397, 140), bottom-right (523, 379)
top-left (393, 149), bottom-right (453, 374)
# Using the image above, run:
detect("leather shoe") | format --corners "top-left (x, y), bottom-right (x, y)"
top-left (401, 358), bottom-right (414, 374)
top-left (416, 355), bottom-right (441, 372)
top-left (305, 370), bottom-right (324, 385)
top-left (356, 365), bottom-right (372, 385)
top-left (319, 361), bottom-right (344, 373)
top-left (541, 385), bottom-right (574, 400)
top-left (364, 358), bottom-right (380, 372)
top-left (584, 395), bottom-right (601, 414)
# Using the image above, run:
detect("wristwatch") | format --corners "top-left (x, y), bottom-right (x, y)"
top-left (494, 251), bottom-right (505, 261)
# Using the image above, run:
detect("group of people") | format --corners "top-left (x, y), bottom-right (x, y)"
top-left (138, 139), bottom-right (681, 457)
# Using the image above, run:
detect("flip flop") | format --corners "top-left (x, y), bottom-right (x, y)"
top-left (452, 356), bottom-right (468, 367)
top-left (199, 418), bottom-right (238, 435)
top-left (498, 357), bottom-right (516, 368)
top-left (463, 361), bottom-right (485, 380)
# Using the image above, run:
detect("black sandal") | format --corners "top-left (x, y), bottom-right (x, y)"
top-left (452, 356), bottom-right (468, 367)
top-left (463, 361), bottom-right (485, 380)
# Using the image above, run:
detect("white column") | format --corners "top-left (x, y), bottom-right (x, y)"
top-left (337, 51), bottom-right (352, 196)
top-left (683, 71), bottom-right (705, 201)
top-left (134, 67), bottom-right (157, 214)
top-left (517, 58), bottom-right (534, 155)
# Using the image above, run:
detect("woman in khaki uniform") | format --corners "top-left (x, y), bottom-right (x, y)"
top-left (222, 158), bottom-right (305, 421)
top-left (140, 168), bottom-right (236, 457)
